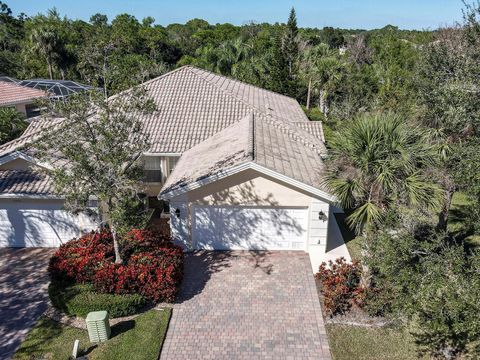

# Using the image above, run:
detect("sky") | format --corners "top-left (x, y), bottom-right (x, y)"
top-left (9, 0), bottom-right (464, 30)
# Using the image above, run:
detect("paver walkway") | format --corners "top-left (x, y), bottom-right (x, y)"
top-left (160, 251), bottom-right (331, 360)
top-left (0, 248), bottom-right (55, 359)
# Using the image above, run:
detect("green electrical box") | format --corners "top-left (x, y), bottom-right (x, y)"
top-left (86, 311), bottom-right (111, 343)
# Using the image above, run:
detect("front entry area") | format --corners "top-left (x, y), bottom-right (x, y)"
top-left (192, 206), bottom-right (309, 251)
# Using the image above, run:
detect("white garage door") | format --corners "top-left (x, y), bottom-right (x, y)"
top-left (0, 199), bottom-right (98, 247)
top-left (192, 206), bottom-right (309, 250)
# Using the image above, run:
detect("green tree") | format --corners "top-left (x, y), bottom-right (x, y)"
top-left (30, 25), bottom-right (62, 79)
top-left (36, 88), bottom-right (155, 264)
top-left (267, 30), bottom-right (292, 95)
top-left (283, 7), bottom-right (298, 79)
top-left (323, 112), bottom-right (442, 234)
top-left (417, 2), bottom-right (480, 230)
top-left (366, 228), bottom-right (480, 359)
top-left (0, 107), bottom-right (27, 144)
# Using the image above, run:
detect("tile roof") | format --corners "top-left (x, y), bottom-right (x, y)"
top-left (0, 81), bottom-right (47, 106)
top-left (0, 66), bottom-right (322, 156)
top-left (161, 113), bottom-right (327, 196)
top-left (0, 170), bottom-right (55, 195)
top-left (0, 66), bottom-right (328, 195)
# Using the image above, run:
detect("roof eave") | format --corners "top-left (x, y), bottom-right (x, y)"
top-left (159, 161), bottom-right (336, 204)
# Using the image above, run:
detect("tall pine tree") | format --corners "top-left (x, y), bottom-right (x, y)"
top-left (283, 7), bottom-right (299, 80)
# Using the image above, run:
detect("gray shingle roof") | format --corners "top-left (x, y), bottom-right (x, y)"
top-left (161, 113), bottom-right (327, 196)
top-left (0, 170), bottom-right (55, 195)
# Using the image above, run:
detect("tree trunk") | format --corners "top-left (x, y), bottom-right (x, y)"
top-left (111, 225), bottom-right (123, 264)
top-left (47, 58), bottom-right (53, 80)
top-left (306, 78), bottom-right (312, 110)
top-left (319, 88), bottom-right (329, 119)
top-left (359, 233), bottom-right (372, 288)
top-left (436, 182), bottom-right (455, 232)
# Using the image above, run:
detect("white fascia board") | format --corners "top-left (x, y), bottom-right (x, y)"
top-left (2, 99), bottom-right (35, 107)
top-left (0, 151), bottom-right (53, 170)
top-left (159, 161), bottom-right (336, 204)
top-left (0, 193), bottom-right (100, 200)
top-left (0, 193), bottom-right (64, 200)
top-left (143, 152), bottom-right (182, 157)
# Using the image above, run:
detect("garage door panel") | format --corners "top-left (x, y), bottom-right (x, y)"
top-left (192, 206), bottom-right (308, 250)
top-left (0, 201), bottom-right (98, 247)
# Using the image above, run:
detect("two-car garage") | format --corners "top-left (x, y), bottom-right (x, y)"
top-left (192, 206), bottom-right (309, 251)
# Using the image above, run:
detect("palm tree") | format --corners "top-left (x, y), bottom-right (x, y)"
top-left (299, 44), bottom-right (343, 115)
top-left (323, 113), bottom-right (442, 235)
top-left (30, 26), bottom-right (61, 79)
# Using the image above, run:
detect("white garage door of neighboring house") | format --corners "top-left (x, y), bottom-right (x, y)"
top-left (192, 206), bottom-right (309, 250)
top-left (0, 200), bottom-right (98, 247)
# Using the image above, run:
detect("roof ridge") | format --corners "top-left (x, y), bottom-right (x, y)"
top-left (262, 115), bottom-right (327, 155)
top-left (248, 112), bottom-right (255, 161)
top-left (186, 65), bottom-right (300, 103)
top-left (185, 66), bottom-right (304, 123)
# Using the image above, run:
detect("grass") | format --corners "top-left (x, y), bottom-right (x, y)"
top-left (14, 308), bottom-right (171, 360)
top-left (326, 324), bottom-right (426, 360)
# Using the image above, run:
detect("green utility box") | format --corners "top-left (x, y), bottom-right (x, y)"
top-left (86, 311), bottom-right (111, 343)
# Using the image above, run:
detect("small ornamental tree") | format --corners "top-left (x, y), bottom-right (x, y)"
top-left (36, 88), bottom-right (156, 264)
top-left (0, 107), bottom-right (27, 145)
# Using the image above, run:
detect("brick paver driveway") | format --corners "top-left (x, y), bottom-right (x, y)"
top-left (161, 251), bottom-right (331, 360)
top-left (0, 248), bottom-right (55, 359)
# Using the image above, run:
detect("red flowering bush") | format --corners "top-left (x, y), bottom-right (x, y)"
top-left (315, 257), bottom-right (364, 316)
top-left (49, 229), bottom-right (115, 283)
top-left (49, 229), bottom-right (184, 304)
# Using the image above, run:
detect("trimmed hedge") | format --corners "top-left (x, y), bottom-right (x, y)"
top-left (49, 282), bottom-right (146, 318)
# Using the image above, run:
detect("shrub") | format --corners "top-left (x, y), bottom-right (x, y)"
top-left (48, 229), bottom-right (115, 284)
top-left (49, 229), bottom-right (184, 304)
top-left (316, 257), bottom-right (364, 316)
top-left (49, 282), bottom-right (146, 318)
top-left (93, 248), bottom-right (183, 303)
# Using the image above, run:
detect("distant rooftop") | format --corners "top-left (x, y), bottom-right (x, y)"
top-left (0, 81), bottom-right (47, 106)
top-left (0, 77), bottom-right (97, 100)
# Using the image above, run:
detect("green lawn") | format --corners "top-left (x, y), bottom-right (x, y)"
top-left (326, 324), bottom-right (426, 360)
top-left (14, 308), bottom-right (171, 360)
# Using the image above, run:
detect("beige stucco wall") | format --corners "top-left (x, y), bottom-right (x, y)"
top-left (14, 103), bottom-right (27, 116)
top-left (0, 158), bottom-right (33, 170)
top-left (185, 168), bottom-right (312, 207)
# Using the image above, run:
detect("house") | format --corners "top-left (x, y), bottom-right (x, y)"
top-left (0, 77), bottom-right (96, 101)
top-left (0, 81), bottom-right (47, 118)
top-left (0, 66), bottom-right (350, 270)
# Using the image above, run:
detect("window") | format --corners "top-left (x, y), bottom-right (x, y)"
top-left (25, 103), bottom-right (41, 118)
top-left (143, 156), bottom-right (163, 183)
top-left (167, 156), bottom-right (179, 175)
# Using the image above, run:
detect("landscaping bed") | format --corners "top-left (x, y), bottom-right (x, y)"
top-left (48, 229), bottom-right (183, 317)
top-left (13, 308), bottom-right (171, 360)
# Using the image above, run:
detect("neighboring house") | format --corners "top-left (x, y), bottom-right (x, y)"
top-left (0, 81), bottom-right (47, 118)
top-left (0, 77), bottom-right (96, 101)
top-left (0, 66), bottom-right (349, 270)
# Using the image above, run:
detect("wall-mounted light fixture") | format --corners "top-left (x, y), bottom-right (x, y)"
top-left (175, 208), bottom-right (181, 219)
top-left (318, 210), bottom-right (328, 222)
